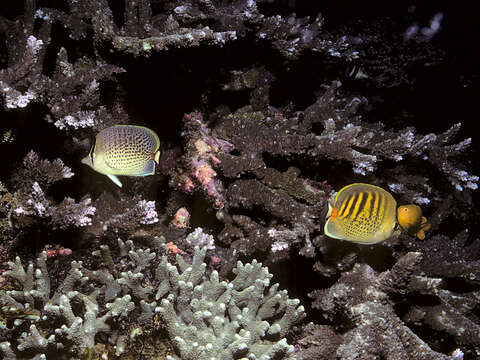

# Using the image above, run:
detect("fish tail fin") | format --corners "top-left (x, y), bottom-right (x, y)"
top-left (139, 159), bottom-right (156, 176)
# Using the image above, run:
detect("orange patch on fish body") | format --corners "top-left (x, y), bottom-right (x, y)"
top-left (330, 207), bottom-right (338, 221)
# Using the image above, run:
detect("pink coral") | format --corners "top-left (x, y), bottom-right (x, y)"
top-left (166, 242), bottom-right (183, 254)
top-left (44, 246), bottom-right (73, 258)
top-left (178, 112), bottom-right (234, 208)
top-left (183, 176), bottom-right (195, 193)
top-left (191, 157), bottom-right (224, 208)
top-left (171, 207), bottom-right (190, 228)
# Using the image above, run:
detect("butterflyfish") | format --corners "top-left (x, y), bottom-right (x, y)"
top-left (397, 204), bottom-right (431, 240)
top-left (324, 183), bottom-right (398, 244)
top-left (82, 125), bottom-right (160, 187)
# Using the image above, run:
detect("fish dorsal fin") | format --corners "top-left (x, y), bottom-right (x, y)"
top-left (138, 159), bottom-right (156, 176)
top-left (107, 174), bottom-right (123, 187)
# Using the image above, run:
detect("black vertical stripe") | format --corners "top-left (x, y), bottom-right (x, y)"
top-left (378, 193), bottom-right (385, 223)
top-left (354, 192), bottom-right (368, 220)
top-left (341, 192), bottom-right (357, 219)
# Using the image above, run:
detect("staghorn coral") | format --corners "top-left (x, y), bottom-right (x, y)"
top-left (0, 230), bottom-right (304, 359)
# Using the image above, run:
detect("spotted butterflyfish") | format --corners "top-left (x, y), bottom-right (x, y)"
top-left (81, 125), bottom-right (160, 187)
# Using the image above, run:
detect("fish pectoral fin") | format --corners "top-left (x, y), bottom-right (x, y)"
top-left (421, 217), bottom-right (431, 231)
top-left (107, 174), bottom-right (123, 187)
top-left (416, 230), bottom-right (426, 240)
top-left (138, 159), bottom-right (156, 176)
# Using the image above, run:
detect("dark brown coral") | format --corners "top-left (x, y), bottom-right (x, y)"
top-left (308, 252), bottom-right (454, 359)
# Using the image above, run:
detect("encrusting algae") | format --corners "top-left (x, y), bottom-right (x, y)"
top-left (324, 183), bottom-right (430, 244)
top-left (82, 125), bottom-right (160, 187)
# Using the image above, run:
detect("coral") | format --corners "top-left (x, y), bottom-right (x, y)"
top-left (0, 7), bottom-right (123, 130)
top-left (171, 207), bottom-right (190, 228)
top-left (294, 323), bottom-right (343, 360)
top-left (9, 152), bottom-right (96, 231)
top-left (0, 230), bottom-right (304, 359)
top-left (0, 1), bottom-right (478, 359)
top-left (170, 111), bottom-right (234, 209)
top-left (405, 230), bottom-right (480, 283)
top-left (183, 227), bottom-right (215, 250)
top-left (13, 151), bottom-right (74, 187)
top-left (158, 247), bottom-right (305, 359)
top-left (182, 77), bottom-right (476, 266)
top-left (307, 252), bottom-right (476, 359)
top-left (90, 195), bottom-right (159, 235)
top-left (13, 182), bottom-right (96, 229)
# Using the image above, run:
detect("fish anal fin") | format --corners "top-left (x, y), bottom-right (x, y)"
top-left (138, 159), bottom-right (156, 176)
top-left (107, 174), bottom-right (123, 187)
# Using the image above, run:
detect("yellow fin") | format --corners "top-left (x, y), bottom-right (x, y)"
top-left (417, 230), bottom-right (425, 240)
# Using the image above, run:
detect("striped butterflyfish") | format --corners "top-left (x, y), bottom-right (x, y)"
top-left (82, 125), bottom-right (160, 187)
top-left (324, 183), bottom-right (397, 244)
